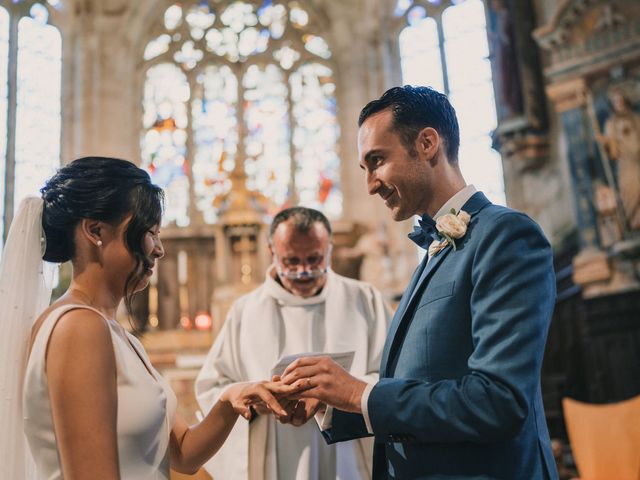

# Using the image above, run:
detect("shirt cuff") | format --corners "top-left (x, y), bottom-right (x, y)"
top-left (314, 405), bottom-right (333, 431)
top-left (314, 382), bottom-right (376, 433)
top-left (361, 383), bottom-right (375, 434)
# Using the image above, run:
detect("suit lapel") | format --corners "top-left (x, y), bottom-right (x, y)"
top-left (381, 191), bottom-right (492, 376)
top-left (405, 246), bottom-right (451, 310)
top-left (383, 246), bottom-right (453, 376)
top-left (379, 256), bottom-right (428, 374)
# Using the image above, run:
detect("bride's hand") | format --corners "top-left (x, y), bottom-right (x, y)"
top-left (221, 380), bottom-right (309, 420)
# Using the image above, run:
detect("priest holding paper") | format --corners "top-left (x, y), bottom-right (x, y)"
top-left (195, 207), bottom-right (391, 480)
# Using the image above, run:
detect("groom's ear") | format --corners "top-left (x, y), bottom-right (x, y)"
top-left (416, 127), bottom-right (440, 163)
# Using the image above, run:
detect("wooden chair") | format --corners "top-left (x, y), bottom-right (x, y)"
top-left (562, 395), bottom-right (640, 480)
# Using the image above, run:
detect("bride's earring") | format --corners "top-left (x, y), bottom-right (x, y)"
top-left (97, 240), bottom-right (103, 247)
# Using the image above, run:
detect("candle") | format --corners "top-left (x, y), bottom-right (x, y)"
top-left (178, 250), bottom-right (187, 285)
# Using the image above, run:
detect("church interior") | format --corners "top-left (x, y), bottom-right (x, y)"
top-left (1, 0), bottom-right (639, 478)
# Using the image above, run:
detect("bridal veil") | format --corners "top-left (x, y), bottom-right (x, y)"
top-left (0, 197), bottom-right (55, 479)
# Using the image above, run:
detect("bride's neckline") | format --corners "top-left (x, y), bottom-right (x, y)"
top-left (65, 288), bottom-right (117, 320)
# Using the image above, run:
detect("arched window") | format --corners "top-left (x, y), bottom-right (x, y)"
top-left (397, 0), bottom-right (505, 205)
top-left (142, 1), bottom-right (340, 227)
top-left (0, 0), bottom-right (61, 251)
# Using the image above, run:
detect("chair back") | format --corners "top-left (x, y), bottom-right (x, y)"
top-left (562, 395), bottom-right (640, 480)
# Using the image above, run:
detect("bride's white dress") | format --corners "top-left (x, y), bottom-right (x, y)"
top-left (23, 304), bottom-right (177, 479)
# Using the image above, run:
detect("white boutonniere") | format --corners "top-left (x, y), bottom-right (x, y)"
top-left (428, 209), bottom-right (471, 257)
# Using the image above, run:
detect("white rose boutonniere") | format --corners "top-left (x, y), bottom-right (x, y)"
top-left (429, 208), bottom-right (470, 256)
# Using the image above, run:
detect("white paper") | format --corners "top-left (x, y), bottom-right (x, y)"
top-left (270, 351), bottom-right (355, 377)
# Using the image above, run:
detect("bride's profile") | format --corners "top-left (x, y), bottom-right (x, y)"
top-left (0, 157), bottom-right (303, 479)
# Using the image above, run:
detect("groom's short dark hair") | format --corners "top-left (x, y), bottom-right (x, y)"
top-left (269, 207), bottom-right (332, 242)
top-left (358, 85), bottom-right (460, 162)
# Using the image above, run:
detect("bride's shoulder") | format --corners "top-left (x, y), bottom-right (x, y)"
top-left (30, 302), bottom-right (112, 359)
top-left (45, 305), bottom-right (115, 375)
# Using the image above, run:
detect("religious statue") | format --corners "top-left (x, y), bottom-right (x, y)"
top-left (593, 182), bottom-right (622, 247)
top-left (598, 87), bottom-right (640, 232)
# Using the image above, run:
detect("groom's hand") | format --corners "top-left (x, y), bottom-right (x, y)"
top-left (281, 356), bottom-right (366, 413)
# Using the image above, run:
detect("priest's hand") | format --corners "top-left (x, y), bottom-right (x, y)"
top-left (281, 356), bottom-right (366, 413)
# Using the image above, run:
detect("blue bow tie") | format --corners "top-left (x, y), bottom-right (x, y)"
top-left (408, 215), bottom-right (439, 250)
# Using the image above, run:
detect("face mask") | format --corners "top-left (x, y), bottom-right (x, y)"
top-left (276, 266), bottom-right (327, 281)
top-left (273, 247), bottom-right (331, 281)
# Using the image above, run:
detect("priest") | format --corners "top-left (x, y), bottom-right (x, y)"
top-left (195, 206), bottom-right (391, 480)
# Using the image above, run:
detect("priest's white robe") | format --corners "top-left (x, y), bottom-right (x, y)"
top-left (195, 267), bottom-right (391, 480)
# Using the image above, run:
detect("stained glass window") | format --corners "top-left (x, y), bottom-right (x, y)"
top-left (142, 1), bottom-right (341, 225)
top-left (192, 64), bottom-right (237, 223)
top-left (243, 63), bottom-right (290, 207)
top-left (142, 63), bottom-right (191, 227)
top-left (397, 0), bottom-right (505, 205)
top-left (0, 1), bottom-right (61, 253)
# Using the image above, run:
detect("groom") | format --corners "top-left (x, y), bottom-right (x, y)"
top-left (282, 86), bottom-right (559, 479)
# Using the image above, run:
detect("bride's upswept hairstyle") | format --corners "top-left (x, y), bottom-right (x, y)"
top-left (40, 156), bottom-right (164, 311)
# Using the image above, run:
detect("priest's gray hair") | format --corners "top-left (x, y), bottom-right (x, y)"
top-left (269, 206), bottom-right (332, 243)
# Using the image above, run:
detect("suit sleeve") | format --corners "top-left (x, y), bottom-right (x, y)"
top-left (367, 212), bottom-right (556, 443)
top-left (320, 410), bottom-right (372, 444)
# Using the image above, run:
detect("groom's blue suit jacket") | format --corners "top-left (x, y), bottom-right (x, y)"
top-left (322, 192), bottom-right (558, 480)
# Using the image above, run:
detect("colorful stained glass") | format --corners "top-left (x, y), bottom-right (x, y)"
top-left (0, 6), bottom-right (8, 248)
top-left (14, 15), bottom-right (61, 213)
top-left (243, 64), bottom-right (290, 208)
top-left (192, 65), bottom-right (238, 223)
top-left (291, 63), bottom-right (341, 216)
top-left (142, 63), bottom-right (191, 226)
top-left (142, 0), bottom-right (341, 222)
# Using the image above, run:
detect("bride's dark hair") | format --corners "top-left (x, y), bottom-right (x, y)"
top-left (40, 157), bottom-right (164, 313)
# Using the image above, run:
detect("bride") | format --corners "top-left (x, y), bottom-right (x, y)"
top-left (0, 157), bottom-right (304, 479)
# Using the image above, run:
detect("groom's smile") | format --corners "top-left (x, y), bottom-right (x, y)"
top-left (358, 109), bottom-right (433, 221)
